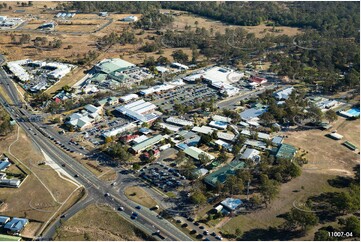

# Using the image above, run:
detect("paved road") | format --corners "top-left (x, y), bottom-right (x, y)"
top-left (0, 64), bottom-right (193, 241)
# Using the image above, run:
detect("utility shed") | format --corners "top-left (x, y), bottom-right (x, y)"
top-left (276, 143), bottom-right (297, 160)
top-left (328, 133), bottom-right (343, 140)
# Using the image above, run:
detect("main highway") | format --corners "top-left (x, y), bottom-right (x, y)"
top-left (0, 61), bottom-right (192, 241)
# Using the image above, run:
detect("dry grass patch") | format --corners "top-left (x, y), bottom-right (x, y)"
top-left (53, 204), bottom-right (152, 241)
top-left (124, 186), bottom-right (157, 208)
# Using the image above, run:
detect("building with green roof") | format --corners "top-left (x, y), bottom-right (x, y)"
top-left (131, 134), bottom-right (164, 153)
top-left (95, 58), bottom-right (135, 74)
top-left (275, 143), bottom-right (297, 160)
top-left (204, 160), bottom-right (245, 187)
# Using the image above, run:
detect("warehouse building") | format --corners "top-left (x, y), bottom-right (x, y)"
top-left (115, 99), bottom-right (159, 123)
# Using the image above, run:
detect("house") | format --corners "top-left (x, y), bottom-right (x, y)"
top-left (84, 104), bottom-right (102, 114)
top-left (184, 146), bottom-right (215, 161)
top-left (0, 160), bottom-right (11, 171)
top-left (217, 132), bottom-right (235, 142)
top-left (192, 126), bottom-right (216, 135)
top-left (0, 216), bottom-right (10, 225)
top-left (240, 107), bottom-right (267, 121)
top-left (240, 148), bottom-right (261, 163)
top-left (214, 139), bottom-right (232, 152)
top-left (273, 87), bottom-right (294, 100)
top-left (98, 97), bottom-right (119, 106)
top-left (4, 217), bottom-right (28, 234)
top-left (276, 143), bottom-right (297, 160)
top-left (209, 120), bottom-right (228, 130)
top-left (271, 136), bottom-right (284, 146)
top-left (213, 115), bottom-right (232, 123)
top-left (221, 198), bottom-right (243, 211)
top-left (99, 12), bottom-right (108, 17)
top-left (249, 76), bottom-right (267, 87)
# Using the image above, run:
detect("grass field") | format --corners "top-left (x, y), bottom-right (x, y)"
top-left (53, 204), bottom-right (152, 241)
top-left (124, 186), bottom-right (157, 208)
top-left (0, 126), bottom-right (80, 237)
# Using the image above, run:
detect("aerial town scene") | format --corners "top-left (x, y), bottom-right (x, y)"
top-left (0, 1), bottom-right (359, 241)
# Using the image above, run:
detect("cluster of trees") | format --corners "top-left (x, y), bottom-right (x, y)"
top-left (97, 31), bottom-right (137, 49)
top-left (106, 142), bottom-right (131, 162)
top-left (283, 165), bottom-right (360, 238)
top-left (10, 34), bottom-right (31, 45)
top-left (0, 108), bottom-right (14, 136)
top-left (161, 2), bottom-right (359, 38)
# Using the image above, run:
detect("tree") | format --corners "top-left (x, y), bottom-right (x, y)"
top-left (199, 153), bottom-right (211, 166)
top-left (314, 229), bottom-right (335, 241)
top-left (235, 228), bottom-right (243, 239)
top-left (190, 190), bottom-right (207, 204)
top-left (218, 152), bottom-right (228, 163)
top-left (284, 207), bottom-right (319, 232)
top-left (259, 175), bottom-right (280, 206)
top-left (250, 195), bottom-right (262, 208)
top-left (171, 49), bottom-right (189, 63)
top-left (133, 163), bottom-right (141, 170)
top-left (224, 175), bottom-right (244, 195)
top-left (342, 216), bottom-right (360, 237)
top-left (324, 109), bottom-right (338, 123)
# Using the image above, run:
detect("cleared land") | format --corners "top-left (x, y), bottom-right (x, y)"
top-left (285, 117), bottom-right (359, 176)
top-left (53, 204), bottom-right (152, 241)
top-left (124, 186), bottom-right (157, 208)
top-left (0, 126), bottom-right (80, 238)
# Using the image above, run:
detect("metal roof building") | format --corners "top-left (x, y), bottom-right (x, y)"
top-left (3, 217), bottom-right (28, 233)
top-left (184, 146), bottom-right (215, 161)
top-left (204, 160), bottom-right (245, 187)
top-left (166, 117), bottom-right (194, 127)
top-left (240, 107), bottom-right (267, 121)
top-left (131, 134), bottom-right (164, 153)
top-left (115, 99), bottom-right (159, 123)
top-left (95, 58), bottom-right (135, 74)
top-left (192, 126), bottom-right (216, 135)
top-left (276, 143), bottom-right (297, 160)
top-left (221, 198), bottom-right (243, 211)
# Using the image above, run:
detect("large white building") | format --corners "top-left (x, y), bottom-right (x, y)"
top-left (115, 99), bottom-right (159, 123)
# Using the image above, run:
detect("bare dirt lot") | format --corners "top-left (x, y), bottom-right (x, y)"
top-left (285, 117), bottom-right (359, 176)
top-left (53, 203), bottom-right (152, 241)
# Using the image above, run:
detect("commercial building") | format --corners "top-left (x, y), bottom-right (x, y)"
top-left (166, 117), bottom-right (194, 127)
top-left (120, 93), bottom-right (139, 103)
top-left (115, 99), bottom-right (159, 123)
top-left (184, 146), bottom-right (215, 161)
top-left (131, 134), bottom-right (164, 153)
top-left (102, 123), bottom-right (137, 138)
top-left (139, 80), bottom-right (185, 96)
top-left (0, 159), bottom-right (11, 171)
top-left (95, 58), bottom-right (135, 74)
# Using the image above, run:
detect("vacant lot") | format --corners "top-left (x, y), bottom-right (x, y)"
top-left (285, 117), bottom-right (359, 176)
top-left (222, 171), bottom-right (342, 235)
top-left (0, 126), bottom-right (80, 238)
top-left (124, 186), bottom-right (157, 208)
top-left (53, 204), bottom-right (152, 241)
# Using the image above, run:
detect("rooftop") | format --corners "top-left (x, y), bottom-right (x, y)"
top-left (204, 160), bottom-right (245, 187)
top-left (276, 143), bottom-right (297, 160)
